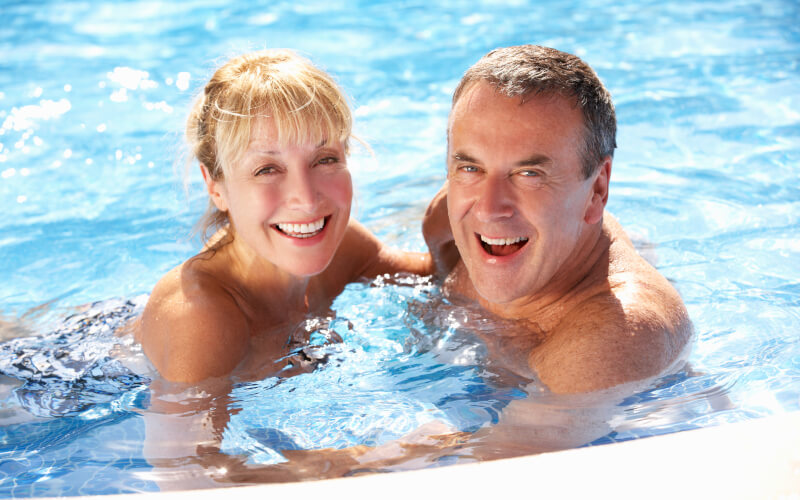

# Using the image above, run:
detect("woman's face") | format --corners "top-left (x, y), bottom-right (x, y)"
top-left (205, 115), bottom-right (352, 277)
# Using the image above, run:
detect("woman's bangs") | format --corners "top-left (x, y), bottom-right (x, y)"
top-left (256, 91), bottom-right (347, 151)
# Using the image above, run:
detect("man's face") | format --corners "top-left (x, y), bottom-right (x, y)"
top-left (447, 82), bottom-right (600, 306)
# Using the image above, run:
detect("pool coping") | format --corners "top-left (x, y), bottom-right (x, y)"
top-left (50, 410), bottom-right (800, 499)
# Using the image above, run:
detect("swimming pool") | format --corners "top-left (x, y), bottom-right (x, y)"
top-left (1, 0), bottom-right (799, 496)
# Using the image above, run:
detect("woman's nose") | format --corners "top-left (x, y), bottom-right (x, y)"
top-left (285, 168), bottom-right (318, 212)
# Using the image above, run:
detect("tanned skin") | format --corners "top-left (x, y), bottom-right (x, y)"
top-left (423, 82), bottom-right (692, 394)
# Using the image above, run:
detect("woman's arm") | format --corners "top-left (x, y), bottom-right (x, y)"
top-left (339, 219), bottom-right (434, 279)
top-left (339, 182), bottom-right (464, 282)
top-left (142, 375), bottom-right (238, 490)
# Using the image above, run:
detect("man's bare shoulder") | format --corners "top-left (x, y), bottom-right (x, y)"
top-left (605, 215), bottom-right (691, 338)
top-left (138, 257), bottom-right (250, 383)
top-left (533, 288), bottom-right (691, 393)
top-left (532, 222), bottom-right (692, 393)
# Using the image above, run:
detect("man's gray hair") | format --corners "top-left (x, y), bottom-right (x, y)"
top-left (452, 45), bottom-right (617, 179)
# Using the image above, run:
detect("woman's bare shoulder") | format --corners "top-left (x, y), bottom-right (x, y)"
top-left (138, 257), bottom-right (250, 383)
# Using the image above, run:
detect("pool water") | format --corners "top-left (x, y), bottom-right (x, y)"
top-left (1, 0), bottom-right (799, 496)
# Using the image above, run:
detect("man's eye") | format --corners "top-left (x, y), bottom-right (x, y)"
top-left (518, 169), bottom-right (540, 177)
top-left (459, 165), bottom-right (479, 173)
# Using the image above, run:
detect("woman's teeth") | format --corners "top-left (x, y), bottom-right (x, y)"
top-left (479, 235), bottom-right (528, 246)
top-left (276, 218), bottom-right (326, 238)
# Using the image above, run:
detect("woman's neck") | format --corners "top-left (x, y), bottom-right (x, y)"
top-left (217, 228), bottom-right (313, 316)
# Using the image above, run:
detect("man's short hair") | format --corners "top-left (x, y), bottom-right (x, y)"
top-left (452, 45), bottom-right (616, 179)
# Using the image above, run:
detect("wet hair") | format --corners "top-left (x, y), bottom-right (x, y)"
top-left (186, 49), bottom-right (353, 240)
top-left (451, 45), bottom-right (616, 179)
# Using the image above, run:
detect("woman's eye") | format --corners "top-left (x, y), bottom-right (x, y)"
top-left (317, 156), bottom-right (339, 165)
top-left (255, 166), bottom-right (277, 176)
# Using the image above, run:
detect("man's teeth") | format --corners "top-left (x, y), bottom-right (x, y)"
top-left (480, 235), bottom-right (528, 246)
top-left (277, 218), bottom-right (325, 237)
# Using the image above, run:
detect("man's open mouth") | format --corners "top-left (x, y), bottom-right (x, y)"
top-left (273, 216), bottom-right (329, 239)
top-left (478, 234), bottom-right (529, 257)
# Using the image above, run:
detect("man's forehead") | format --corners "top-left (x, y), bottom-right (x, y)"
top-left (446, 81), bottom-right (586, 173)
top-left (453, 81), bottom-right (574, 112)
top-left (451, 81), bottom-right (508, 115)
top-left (448, 82), bottom-right (580, 136)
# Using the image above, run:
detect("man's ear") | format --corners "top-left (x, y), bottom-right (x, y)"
top-left (584, 157), bottom-right (611, 225)
top-left (200, 164), bottom-right (228, 212)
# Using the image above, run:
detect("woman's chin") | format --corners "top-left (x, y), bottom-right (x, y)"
top-left (283, 257), bottom-right (334, 278)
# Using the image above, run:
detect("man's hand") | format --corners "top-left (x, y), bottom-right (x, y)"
top-left (423, 183), bottom-right (460, 278)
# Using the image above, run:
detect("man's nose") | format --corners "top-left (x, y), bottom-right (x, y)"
top-left (285, 168), bottom-right (318, 212)
top-left (474, 175), bottom-right (514, 222)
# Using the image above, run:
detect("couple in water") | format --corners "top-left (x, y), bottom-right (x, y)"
top-left (135, 44), bottom-right (691, 397)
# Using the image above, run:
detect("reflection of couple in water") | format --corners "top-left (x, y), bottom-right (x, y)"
top-left (133, 45), bottom-right (692, 486)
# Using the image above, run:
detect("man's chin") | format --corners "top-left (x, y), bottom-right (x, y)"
top-left (461, 258), bottom-right (536, 308)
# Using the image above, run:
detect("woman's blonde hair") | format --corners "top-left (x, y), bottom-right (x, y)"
top-left (186, 49), bottom-right (353, 240)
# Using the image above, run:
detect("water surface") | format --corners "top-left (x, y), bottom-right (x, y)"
top-left (1, 0), bottom-right (799, 496)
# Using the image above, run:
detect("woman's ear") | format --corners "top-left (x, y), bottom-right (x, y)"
top-left (583, 157), bottom-right (611, 225)
top-left (200, 164), bottom-right (228, 212)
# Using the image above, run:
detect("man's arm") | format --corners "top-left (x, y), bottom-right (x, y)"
top-left (198, 385), bottom-right (633, 483)
top-left (422, 183), bottom-right (461, 278)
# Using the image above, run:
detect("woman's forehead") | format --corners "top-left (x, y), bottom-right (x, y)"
top-left (249, 114), bottom-right (340, 145)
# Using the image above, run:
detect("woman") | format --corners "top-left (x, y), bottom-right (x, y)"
top-left (135, 49), bottom-right (432, 383)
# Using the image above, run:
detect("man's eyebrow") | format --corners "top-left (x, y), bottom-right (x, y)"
top-left (451, 152), bottom-right (553, 167)
top-left (451, 152), bottom-right (479, 163)
top-left (516, 154), bottom-right (552, 167)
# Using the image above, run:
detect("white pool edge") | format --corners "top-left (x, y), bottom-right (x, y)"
top-left (56, 411), bottom-right (800, 500)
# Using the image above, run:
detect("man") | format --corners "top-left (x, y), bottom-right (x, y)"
top-left (424, 45), bottom-right (692, 394)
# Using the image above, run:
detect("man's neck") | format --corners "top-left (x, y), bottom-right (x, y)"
top-left (475, 220), bottom-right (611, 329)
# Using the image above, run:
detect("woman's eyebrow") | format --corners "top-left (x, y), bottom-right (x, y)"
top-left (248, 138), bottom-right (331, 154)
top-left (246, 148), bottom-right (281, 156)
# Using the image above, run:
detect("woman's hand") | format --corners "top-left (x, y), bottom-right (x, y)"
top-left (423, 183), bottom-right (460, 279)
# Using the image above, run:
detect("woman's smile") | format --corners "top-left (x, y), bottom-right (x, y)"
top-left (273, 216), bottom-right (329, 239)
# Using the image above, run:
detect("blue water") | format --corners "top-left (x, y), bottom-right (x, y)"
top-left (1, 0), bottom-right (799, 496)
